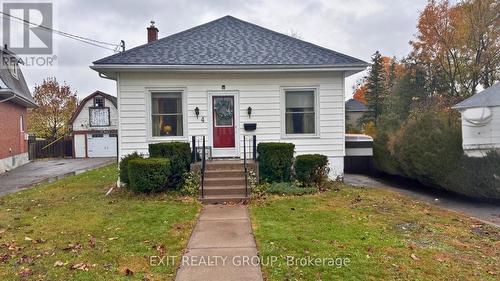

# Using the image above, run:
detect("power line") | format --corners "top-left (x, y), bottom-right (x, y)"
top-left (0, 11), bottom-right (122, 52)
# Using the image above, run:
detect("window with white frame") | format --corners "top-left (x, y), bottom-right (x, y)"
top-left (151, 92), bottom-right (183, 136)
top-left (284, 89), bottom-right (317, 135)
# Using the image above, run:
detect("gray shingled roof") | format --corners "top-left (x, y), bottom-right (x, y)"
top-left (345, 99), bottom-right (368, 112)
top-left (453, 83), bottom-right (500, 109)
top-left (94, 16), bottom-right (368, 67)
top-left (0, 49), bottom-right (36, 108)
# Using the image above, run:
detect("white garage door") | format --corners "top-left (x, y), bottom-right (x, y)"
top-left (87, 134), bottom-right (117, 158)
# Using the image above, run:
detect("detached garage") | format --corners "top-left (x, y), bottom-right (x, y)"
top-left (70, 91), bottom-right (118, 158)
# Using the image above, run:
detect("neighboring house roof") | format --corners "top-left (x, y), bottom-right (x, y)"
top-left (453, 82), bottom-right (500, 109)
top-left (345, 99), bottom-right (368, 112)
top-left (69, 91), bottom-right (117, 125)
top-left (0, 48), bottom-right (36, 108)
top-left (93, 15), bottom-right (368, 69)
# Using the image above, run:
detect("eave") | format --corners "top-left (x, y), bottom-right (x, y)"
top-left (90, 63), bottom-right (369, 80)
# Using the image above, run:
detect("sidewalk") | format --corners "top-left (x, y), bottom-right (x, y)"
top-left (175, 205), bottom-right (263, 281)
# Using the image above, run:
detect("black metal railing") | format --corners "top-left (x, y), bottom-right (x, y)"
top-left (191, 136), bottom-right (207, 198)
top-left (243, 135), bottom-right (257, 197)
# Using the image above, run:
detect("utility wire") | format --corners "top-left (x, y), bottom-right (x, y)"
top-left (0, 11), bottom-right (122, 52)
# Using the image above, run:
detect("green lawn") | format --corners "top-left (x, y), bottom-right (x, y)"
top-left (250, 186), bottom-right (499, 280)
top-left (0, 165), bottom-right (201, 281)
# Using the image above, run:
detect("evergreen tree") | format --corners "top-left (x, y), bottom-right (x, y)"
top-left (362, 51), bottom-right (386, 124)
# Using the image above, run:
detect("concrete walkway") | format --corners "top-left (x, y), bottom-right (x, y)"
top-left (176, 205), bottom-right (263, 281)
top-left (345, 174), bottom-right (500, 227)
top-left (0, 158), bottom-right (115, 196)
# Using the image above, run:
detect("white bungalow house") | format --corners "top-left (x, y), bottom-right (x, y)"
top-left (453, 83), bottom-right (500, 157)
top-left (69, 91), bottom-right (118, 158)
top-left (91, 16), bottom-right (368, 178)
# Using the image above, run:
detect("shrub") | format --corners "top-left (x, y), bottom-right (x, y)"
top-left (266, 182), bottom-right (317, 196)
top-left (149, 142), bottom-right (191, 188)
top-left (252, 182), bottom-right (271, 198)
top-left (445, 151), bottom-right (500, 200)
top-left (127, 158), bottom-right (171, 193)
top-left (392, 111), bottom-right (462, 187)
top-left (295, 154), bottom-right (329, 187)
top-left (180, 171), bottom-right (200, 197)
top-left (119, 152), bottom-right (142, 185)
top-left (257, 142), bottom-right (295, 182)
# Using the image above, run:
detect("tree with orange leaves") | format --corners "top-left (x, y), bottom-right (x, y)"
top-left (411, 0), bottom-right (499, 96)
top-left (27, 77), bottom-right (78, 140)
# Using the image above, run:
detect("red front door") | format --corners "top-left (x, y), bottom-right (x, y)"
top-left (213, 96), bottom-right (235, 148)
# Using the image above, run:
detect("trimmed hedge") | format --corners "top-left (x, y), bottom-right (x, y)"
top-left (392, 111), bottom-right (462, 187)
top-left (446, 152), bottom-right (500, 199)
top-left (257, 142), bottom-right (295, 182)
top-left (149, 142), bottom-right (191, 188)
top-left (127, 158), bottom-right (171, 193)
top-left (119, 152), bottom-right (142, 185)
top-left (295, 154), bottom-right (329, 187)
top-left (374, 110), bottom-right (500, 200)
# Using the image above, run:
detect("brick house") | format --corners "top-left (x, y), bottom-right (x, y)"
top-left (0, 47), bottom-right (37, 173)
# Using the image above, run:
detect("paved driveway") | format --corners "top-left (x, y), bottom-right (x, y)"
top-left (0, 158), bottom-right (115, 196)
top-left (345, 174), bottom-right (500, 227)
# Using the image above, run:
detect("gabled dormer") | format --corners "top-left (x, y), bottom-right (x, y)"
top-left (0, 46), bottom-right (36, 108)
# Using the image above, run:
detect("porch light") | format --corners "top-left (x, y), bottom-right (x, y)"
top-left (195, 107), bottom-right (200, 119)
top-left (247, 106), bottom-right (252, 118)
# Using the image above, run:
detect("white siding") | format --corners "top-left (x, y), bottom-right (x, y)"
top-left (117, 71), bottom-right (346, 177)
top-left (461, 106), bottom-right (500, 157)
top-left (72, 97), bottom-right (118, 131)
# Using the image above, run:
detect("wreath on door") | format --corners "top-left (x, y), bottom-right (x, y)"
top-left (215, 99), bottom-right (233, 120)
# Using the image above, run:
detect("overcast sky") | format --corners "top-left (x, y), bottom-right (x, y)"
top-left (7, 0), bottom-right (427, 100)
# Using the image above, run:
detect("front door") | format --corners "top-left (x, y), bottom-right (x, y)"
top-left (212, 95), bottom-right (236, 157)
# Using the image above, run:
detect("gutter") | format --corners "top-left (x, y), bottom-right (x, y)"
top-left (90, 63), bottom-right (369, 72)
top-left (0, 90), bottom-right (37, 108)
top-left (0, 92), bottom-right (16, 103)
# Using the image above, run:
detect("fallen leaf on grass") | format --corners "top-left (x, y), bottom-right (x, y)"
top-left (17, 255), bottom-right (34, 265)
top-left (24, 237), bottom-right (33, 241)
top-left (88, 236), bottom-right (96, 248)
top-left (122, 267), bottom-right (134, 276)
top-left (63, 243), bottom-right (82, 252)
top-left (70, 263), bottom-right (94, 271)
top-left (0, 229), bottom-right (6, 234)
top-left (108, 237), bottom-right (119, 241)
top-left (6, 242), bottom-right (23, 252)
top-left (53, 261), bottom-right (66, 267)
top-left (410, 253), bottom-right (419, 261)
top-left (1, 253), bottom-right (11, 263)
top-left (18, 268), bottom-right (32, 277)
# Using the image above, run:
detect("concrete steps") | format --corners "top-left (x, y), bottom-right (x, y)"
top-left (199, 161), bottom-right (250, 204)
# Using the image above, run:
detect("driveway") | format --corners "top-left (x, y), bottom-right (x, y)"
top-left (345, 174), bottom-right (500, 227)
top-left (0, 158), bottom-right (115, 196)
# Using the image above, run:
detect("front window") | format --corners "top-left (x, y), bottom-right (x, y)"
top-left (152, 92), bottom-right (183, 136)
top-left (285, 90), bottom-right (316, 135)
